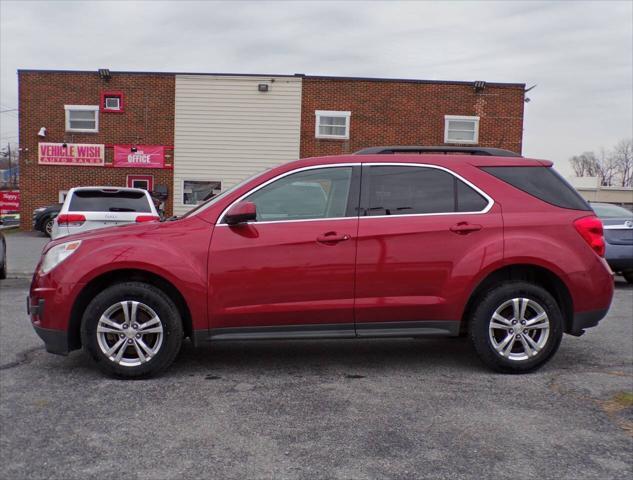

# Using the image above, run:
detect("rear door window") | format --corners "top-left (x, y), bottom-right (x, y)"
top-left (69, 190), bottom-right (152, 213)
top-left (362, 166), bottom-right (489, 216)
top-left (482, 166), bottom-right (590, 211)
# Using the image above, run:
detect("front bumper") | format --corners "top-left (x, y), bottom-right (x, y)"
top-left (28, 295), bottom-right (70, 355)
top-left (568, 308), bottom-right (610, 337)
top-left (33, 324), bottom-right (69, 355)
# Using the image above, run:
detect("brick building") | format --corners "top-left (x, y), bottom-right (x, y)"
top-left (18, 69), bottom-right (525, 228)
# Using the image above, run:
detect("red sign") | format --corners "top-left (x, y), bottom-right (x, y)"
top-left (39, 143), bottom-right (105, 166)
top-left (113, 145), bottom-right (165, 169)
top-left (0, 190), bottom-right (20, 213)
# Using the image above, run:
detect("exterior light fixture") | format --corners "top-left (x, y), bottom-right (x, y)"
top-left (258, 84), bottom-right (269, 92)
top-left (62, 143), bottom-right (68, 148)
top-left (38, 127), bottom-right (47, 137)
top-left (98, 68), bottom-right (111, 80)
top-left (131, 146), bottom-right (138, 152)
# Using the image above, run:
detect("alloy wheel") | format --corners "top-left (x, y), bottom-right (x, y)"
top-left (488, 297), bottom-right (550, 362)
top-left (96, 301), bottom-right (164, 367)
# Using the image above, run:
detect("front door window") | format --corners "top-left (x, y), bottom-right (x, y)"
top-left (243, 167), bottom-right (353, 222)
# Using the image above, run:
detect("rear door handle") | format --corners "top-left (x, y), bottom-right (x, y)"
top-left (317, 232), bottom-right (351, 245)
top-left (450, 222), bottom-right (482, 235)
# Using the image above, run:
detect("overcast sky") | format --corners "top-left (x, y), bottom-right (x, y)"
top-left (1, 0), bottom-right (631, 175)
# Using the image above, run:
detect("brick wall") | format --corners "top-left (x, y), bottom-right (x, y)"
top-left (18, 71), bottom-right (175, 230)
top-left (300, 77), bottom-right (525, 158)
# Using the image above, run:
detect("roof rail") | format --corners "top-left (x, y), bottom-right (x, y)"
top-left (354, 146), bottom-right (521, 157)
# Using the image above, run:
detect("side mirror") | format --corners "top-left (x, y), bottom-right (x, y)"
top-left (225, 201), bottom-right (257, 225)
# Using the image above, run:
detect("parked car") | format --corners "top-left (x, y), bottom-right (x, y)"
top-left (33, 203), bottom-right (62, 237)
top-left (0, 210), bottom-right (20, 227)
top-left (28, 146), bottom-right (614, 378)
top-left (590, 202), bottom-right (633, 283)
top-left (51, 187), bottom-right (160, 240)
top-left (0, 222), bottom-right (6, 279)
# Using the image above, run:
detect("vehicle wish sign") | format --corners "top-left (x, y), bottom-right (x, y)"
top-left (38, 143), bottom-right (105, 166)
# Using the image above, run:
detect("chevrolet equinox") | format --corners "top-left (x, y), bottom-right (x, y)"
top-left (28, 146), bottom-right (614, 378)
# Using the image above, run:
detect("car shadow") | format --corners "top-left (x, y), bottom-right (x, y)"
top-left (167, 337), bottom-right (487, 378)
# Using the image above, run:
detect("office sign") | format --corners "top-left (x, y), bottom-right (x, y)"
top-left (113, 145), bottom-right (165, 168)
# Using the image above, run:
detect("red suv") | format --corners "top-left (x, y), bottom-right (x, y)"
top-left (28, 146), bottom-right (614, 378)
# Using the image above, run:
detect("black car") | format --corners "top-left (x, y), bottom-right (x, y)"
top-left (0, 222), bottom-right (6, 279)
top-left (32, 203), bottom-right (62, 237)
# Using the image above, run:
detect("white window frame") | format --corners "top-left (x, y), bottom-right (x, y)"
top-left (104, 96), bottom-right (121, 111)
top-left (315, 110), bottom-right (351, 140)
top-left (58, 190), bottom-right (69, 203)
top-left (64, 105), bottom-right (99, 133)
top-left (181, 179), bottom-right (222, 207)
top-left (444, 115), bottom-right (479, 144)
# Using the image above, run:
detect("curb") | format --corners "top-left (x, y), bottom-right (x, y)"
top-left (6, 272), bottom-right (33, 279)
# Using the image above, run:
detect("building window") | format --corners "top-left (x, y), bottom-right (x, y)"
top-left (127, 174), bottom-right (154, 192)
top-left (315, 110), bottom-right (351, 139)
top-left (64, 105), bottom-right (99, 133)
top-left (444, 115), bottom-right (479, 144)
top-left (101, 91), bottom-right (124, 112)
top-left (183, 180), bottom-right (221, 205)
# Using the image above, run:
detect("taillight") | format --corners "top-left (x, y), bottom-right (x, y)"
top-left (135, 215), bottom-right (160, 223)
top-left (56, 214), bottom-right (86, 226)
top-left (573, 215), bottom-right (605, 257)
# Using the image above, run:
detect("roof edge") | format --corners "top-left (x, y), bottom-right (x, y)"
top-left (16, 69), bottom-right (525, 88)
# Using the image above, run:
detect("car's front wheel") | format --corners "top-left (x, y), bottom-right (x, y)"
top-left (81, 282), bottom-right (183, 378)
top-left (469, 282), bottom-right (563, 373)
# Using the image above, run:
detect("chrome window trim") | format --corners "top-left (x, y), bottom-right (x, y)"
top-left (215, 162), bottom-right (495, 226)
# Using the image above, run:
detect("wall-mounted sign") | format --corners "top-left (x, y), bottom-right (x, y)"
top-left (38, 143), bottom-right (105, 166)
top-left (113, 145), bottom-right (165, 169)
top-left (0, 190), bottom-right (20, 212)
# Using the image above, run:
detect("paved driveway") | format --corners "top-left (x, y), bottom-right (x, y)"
top-left (0, 278), bottom-right (631, 479)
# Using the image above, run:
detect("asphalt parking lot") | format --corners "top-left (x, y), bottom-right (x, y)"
top-left (0, 278), bottom-right (631, 479)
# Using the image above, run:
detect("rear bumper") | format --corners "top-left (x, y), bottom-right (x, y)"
top-left (568, 308), bottom-right (610, 336)
top-left (605, 242), bottom-right (633, 272)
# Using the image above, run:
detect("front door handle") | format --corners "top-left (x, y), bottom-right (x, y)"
top-left (450, 222), bottom-right (482, 235)
top-left (316, 232), bottom-right (351, 245)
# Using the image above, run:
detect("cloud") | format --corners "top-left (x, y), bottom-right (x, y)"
top-left (1, 0), bottom-right (631, 175)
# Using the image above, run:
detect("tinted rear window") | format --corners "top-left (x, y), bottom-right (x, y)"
top-left (69, 190), bottom-right (151, 212)
top-left (481, 166), bottom-right (590, 211)
top-left (365, 166), bottom-right (489, 215)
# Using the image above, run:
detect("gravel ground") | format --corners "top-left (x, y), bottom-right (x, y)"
top-left (0, 277), bottom-right (631, 479)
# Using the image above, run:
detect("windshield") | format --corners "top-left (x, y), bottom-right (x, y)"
top-left (591, 203), bottom-right (633, 218)
top-left (179, 169), bottom-right (270, 219)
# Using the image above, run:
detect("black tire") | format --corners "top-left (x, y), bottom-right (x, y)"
top-left (469, 282), bottom-right (563, 373)
top-left (81, 282), bottom-right (183, 378)
top-left (44, 218), bottom-right (54, 237)
top-left (623, 272), bottom-right (633, 284)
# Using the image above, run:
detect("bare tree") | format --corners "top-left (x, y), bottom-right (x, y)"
top-left (569, 139), bottom-right (633, 187)
top-left (612, 139), bottom-right (632, 187)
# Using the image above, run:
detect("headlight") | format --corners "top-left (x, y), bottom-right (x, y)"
top-left (40, 240), bottom-right (82, 274)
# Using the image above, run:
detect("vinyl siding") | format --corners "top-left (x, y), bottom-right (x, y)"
top-left (174, 75), bottom-right (302, 215)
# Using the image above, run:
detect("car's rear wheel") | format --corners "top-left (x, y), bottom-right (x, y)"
top-left (44, 218), bottom-right (54, 237)
top-left (81, 282), bottom-right (183, 378)
top-left (469, 282), bottom-right (563, 373)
